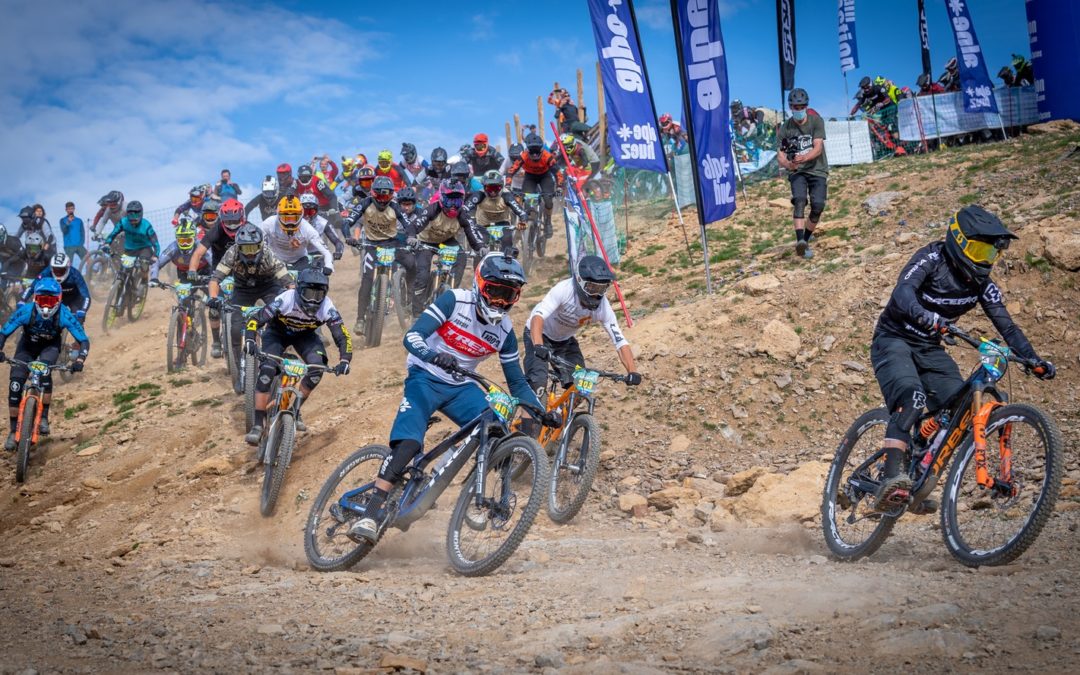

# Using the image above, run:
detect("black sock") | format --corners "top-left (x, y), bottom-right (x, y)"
top-left (365, 487), bottom-right (389, 514)
top-left (883, 447), bottom-right (902, 478)
top-left (796, 229), bottom-right (807, 243)
top-left (9, 416), bottom-right (16, 433)
top-left (41, 404), bottom-right (50, 421)
top-left (253, 409), bottom-right (266, 427)
top-left (211, 326), bottom-right (221, 342)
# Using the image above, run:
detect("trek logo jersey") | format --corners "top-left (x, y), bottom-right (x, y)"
top-left (406, 289), bottom-right (517, 385)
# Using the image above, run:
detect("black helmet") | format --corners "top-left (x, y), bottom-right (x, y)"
top-left (296, 267), bottom-right (329, 316)
top-left (235, 223), bottom-right (264, 265)
top-left (98, 190), bottom-right (123, 207)
top-left (858, 76), bottom-right (871, 89)
top-left (450, 160), bottom-right (470, 181)
top-left (916, 73), bottom-right (931, 88)
top-left (297, 164), bottom-right (313, 182)
top-left (574, 255), bottom-right (615, 310)
top-left (126, 201), bottom-right (143, 221)
top-left (18, 206), bottom-right (33, 222)
top-left (787, 88), bottom-right (809, 107)
top-left (509, 142), bottom-right (524, 157)
top-left (525, 133), bottom-right (543, 152)
top-left (943, 205), bottom-right (1018, 285)
top-left (401, 142), bottom-right (417, 163)
top-left (473, 252), bottom-right (526, 323)
top-left (997, 66), bottom-right (1013, 80)
top-left (430, 147), bottom-right (448, 163)
top-left (396, 186), bottom-right (417, 203)
top-left (371, 176), bottom-right (394, 206)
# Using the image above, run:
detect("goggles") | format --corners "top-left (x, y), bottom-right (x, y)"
top-left (484, 184), bottom-right (502, 195)
top-left (474, 142), bottom-right (488, 152)
top-left (790, 104), bottom-right (807, 111)
top-left (480, 279), bottom-right (521, 308)
top-left (302, 206), bottom-right (318, 217)
top-left (190, 195), bottom-right (204, 205)
top-left (202, 211), bottom-right (219, 223)
top-left (581, 280), bottom-right (611, 297)
top-left (949, 220), bottom-right (1007, 265)
top-left (299, 285), bottom-right (327, 304)
top-left (373, 189), bottom-right (393, 203)
top-left (34, 294), bottom-right (61, 310)
top-left (377, 160), bottom-right (391, 169)
top-left (441, 196), bottom-right (464, 211)
top-left (127, 212), bottom-right (142, 220)
top-left (238, 242), bottom-right (262, 257)
top-left (359, 178), bottom-right (374, 188)
top-left (279, 212), bottom-right (301, 226)
top-left (51, 265), bottom-right (70, 279)
top-left (176, 236), bottom-right (195, 249)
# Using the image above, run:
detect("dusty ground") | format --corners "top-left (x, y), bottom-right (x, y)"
top-left (2, 125), bottom-right (1079, 673)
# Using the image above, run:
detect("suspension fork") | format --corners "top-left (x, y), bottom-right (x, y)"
top-left (971, 390), bottom-right (1005, 490)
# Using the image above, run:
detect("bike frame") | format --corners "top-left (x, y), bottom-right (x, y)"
top-left (12, 361), bottom-right (60, 446)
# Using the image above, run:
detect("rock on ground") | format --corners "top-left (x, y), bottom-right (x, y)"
top-left (756, 320), bottom-right (801, 361)
top-left (732, 462), bottom-right (829, 525)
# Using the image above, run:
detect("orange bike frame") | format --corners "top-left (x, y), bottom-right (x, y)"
top-left (537, 386), bottom-right (575, 447)
top-left (15, 391), bottom-right (44, 445)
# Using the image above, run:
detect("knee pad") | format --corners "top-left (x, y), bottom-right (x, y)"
top-left (302, 373), bottom-right (321, 389)
top-left (208, 307), bottom-right (221, 320)
top-left (809, 202), bottom-right (825, 224)
top-left (885, 393), bottom-right (924, 444)
top-left (791, 195), bottom-right (808, 219)
top-left (256, 369), bottom-right (275, 394)
top-left (379, 439), bottom-right (422, 483)
top-left (8, 379), bottom-right (23, 407)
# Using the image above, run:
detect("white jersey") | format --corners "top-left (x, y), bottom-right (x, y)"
top-left (406, 288), bottom-right (518, 385)
top-left (264, 289), bottom-right (342, 333)
top-left (305, 213), bottom-right (330, 236)
top-left (529, 279), bottom-right (628, 349)
top-left (259, 219), bottom-right (333, 271)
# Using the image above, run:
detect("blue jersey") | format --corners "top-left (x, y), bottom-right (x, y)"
top-left (0, 302), bottom-right (89, 352)
top-left (22, 268), bottom-right (92, 313)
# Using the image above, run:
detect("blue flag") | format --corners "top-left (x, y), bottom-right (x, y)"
top-left (943, 0), bottom-right (998, 113)
top-left (586, 0), bottom-right (667, 173)
top-left (672, 0), bottom-right (737, 223)
top-left (838, 0), bottom-right (858, 73)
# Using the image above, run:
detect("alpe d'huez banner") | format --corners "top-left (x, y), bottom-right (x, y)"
top-left (944, 0), bottom-right (998, 114)
top-left (586, 0), bottom-right (668, 173)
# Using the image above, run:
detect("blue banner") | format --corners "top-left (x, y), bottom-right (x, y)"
top-left (1026, 0), bottom-right (1080, 122)
top-left (837, 0), bottom-right (858, 73)
top-left (586, 0), bottom-right (667, 173)
top-left (943, 0), bottom-right (998, 114)
top-left (673, 0), bottom-right (737, 223)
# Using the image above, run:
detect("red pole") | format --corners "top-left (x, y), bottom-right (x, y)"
top-left (550, 122), bottom-right (633, 328)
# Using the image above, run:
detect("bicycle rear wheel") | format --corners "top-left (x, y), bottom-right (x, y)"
top-left (821, 408), bottom-right (899, 561)
top-left (446, 436), bottom-right (549, 576)
top-left (82, 254), bottom-right (112, 301)
top-left (260, 412), bottom-right (296, 517)
top-left (548, 413), bottom-right (601, 524)
top-left (15, 397), bottom-right (36, 483)
top-left (941, 403), bottom-right (1063, 567)
top-left (192, 305), bottom-right (209, 366)
top-left (304, 444), bottom-right (390, 571)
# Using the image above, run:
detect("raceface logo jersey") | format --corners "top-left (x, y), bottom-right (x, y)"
top-left (261, 289), bottom-right (344, 335)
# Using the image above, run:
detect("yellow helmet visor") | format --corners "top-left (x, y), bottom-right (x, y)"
top-left (949, 218), bottom-right (1002, 265)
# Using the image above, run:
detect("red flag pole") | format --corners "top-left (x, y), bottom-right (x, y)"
top-left (550, 122), bottom-right (633, 328)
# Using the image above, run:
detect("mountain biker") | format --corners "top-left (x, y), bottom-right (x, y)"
top-left (0, 277), bottom-right (88, 449)
top-left (502, 143), bottom-right (526, 192)
top-left (938, 57), bottom-right (960, 93)
top-left (425, 147), bottom-right (450, 184)
top-left (243, 267), bottom-right (352, 445)
top-left (19, 233), bottom-right (50, 280)
top-left (0, 226), bottom-right (26, 278)
top-left (21, 252), bottom-right (91, 324)
top-left (341, 166), bottom-right (377, 216)
top-left (188, 199), bottom-right (247, 357)
top-left (173, 186), bottom-right (207, 225)
top-left (870, 205), bottom-right (1056, 512)
top-left (463, 133), bottom-right (504, 176)
top-left (449, 159), bottom-right (482, 193)
top-left (103, 201), bottom-right (159, 288)
top-left (395, 186), bottom-right (422, 226)
top-left (300, 193), bottom-right (344, 261)
top-left (296, 164), bottom-right (337, 214)
top-left (149, 217), bottom-right (212, 287)
top-left (258, 196), bottom-right (334, 275)
top-left (506, 133), bottom-right (558, 240)
top-left (373, 150), bottom-right (407, 191)
top-left (342, 176), bottom-right (412, 334)
top-left (407, 179), bottom-right (487, 315)
top-left (557, 133), bottom-right (601, 192)
top-left (522, 255), bottom-right (640, 431)
top-left (347, 252), bottom-right (558, 541)
top-left (276, 163), bottom-right (295, 196)
top-left (778, 88), bottom-right (828, 261)
top-left (466, 170), bottom-right (529, 255)
top-left (205, 223), bottom-right (293, 363)
top-left (850, 76), bottom-right (892, 116)
top-left (197, 199), bottom-right (221, 237)
top-left (400, 142), bottom-right (428, 186)
top-left (916, 73), bottom-right (945, 96)
top-left (90, 190), bottom-right (125, 238)
top-left (658, 113), bottom-right (689, 153)
top-left (245, 176), bottom-right (280, 224)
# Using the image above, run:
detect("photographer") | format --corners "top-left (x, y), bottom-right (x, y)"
top-left (777, 88), bottom-right (828, 260)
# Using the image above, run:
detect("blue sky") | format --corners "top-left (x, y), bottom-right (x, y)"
top-left (0, 0), bottom-right (1031, 225)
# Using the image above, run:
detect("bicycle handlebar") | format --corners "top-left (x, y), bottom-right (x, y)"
top-left (546, 353), bottom-right (630, 383)
top-left (255, 349), bottom-right (338, 376)
top-left (438, 362), bottom-right (546, 418)
top-left (5, 358), bottom-right (71, 373)
top-left (945, 325), bottom-right (1042, 371)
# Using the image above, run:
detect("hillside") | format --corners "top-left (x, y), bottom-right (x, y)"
top-left (1, 123), bottom-right (1079, 673)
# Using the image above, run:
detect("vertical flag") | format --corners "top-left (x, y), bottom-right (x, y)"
top-left (776, 0), bottom-right (797, 89)
top-left (943, 0), bottom-right (998, 113)
top-left (918, 0), bottom-right (932, 78)
top-left (670, 0), bottom-right (737, 225)
top-left (586, 0), bottom-right (667, 173)
top-left (837, 0), bottom-right (858, 73)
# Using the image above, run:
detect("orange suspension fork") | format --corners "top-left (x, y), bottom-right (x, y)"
top-left (971, 391), bottom-right (1003, 490)
top-left (15, 392), bottom-right (42, 444)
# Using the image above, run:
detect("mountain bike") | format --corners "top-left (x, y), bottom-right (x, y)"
top-left (538, 354), bottom-right (630, 523)
top-left (155, 280), bottom-right (208, 372)
top-left (253, 350), bottom-right (336, 516)
top-left (354, 241), bottom-right (397, 349)
top-left (80, 236), bottom-right (116, 301)
top-left (6, 358), bottom-right (70, 483)
top-left (101, 253), bottom-right (149, 335)
top-left (221, 303), bottom-right (259, 399)
top-left (822, 325), bottom-right (1062, 567)
top-left (418, 242), bottom-right (461, 307)
top-left (304, 364), bottom-right (550, 576)
top-left (484, 222), bottom-right (517, 257)
top-left (513, 192), bottom-right (544, 275)
top-left (391, 253), bottom-right (414, 332)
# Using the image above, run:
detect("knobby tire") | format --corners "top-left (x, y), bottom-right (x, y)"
top-left (15, 397), bottom-right (36, 483)
top-left (548, 413), bottom-right (602, 524)
top-left (102, 279), bottom-right (123, 335)
top-left (166, 308), bottom-right (180, 373)
top-left (243, 352), bottom-right (258, 432)
top-left (260, 413), bottom-right (296, 517)
top-left (366, 273), bottom-right (387, 349)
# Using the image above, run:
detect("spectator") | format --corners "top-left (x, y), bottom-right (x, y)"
top-left (315, 154), bottom-right (339, 186)
top-left (658, 113), bottom-right (688, 154)
top-left (59, 201), bottom-right (86, 266)
top-left (916, 73), bottom-right (945, 96)
top-left (777, 88), bottom-right (828, 261)
top-left (213, 169), bottom-right (242, 201)
top-left (938, 57), bottom-right (960, 92)
top-left (1011, 54), bottom-right (1033, 86)
top-left (548, 88), bottom-right (581, 134)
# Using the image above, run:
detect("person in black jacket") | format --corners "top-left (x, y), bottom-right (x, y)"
top-left (869, 205), bottom-right (1056, 511)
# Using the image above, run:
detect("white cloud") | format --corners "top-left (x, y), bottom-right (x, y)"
top-left (0, 0), bottom-right (379, 224)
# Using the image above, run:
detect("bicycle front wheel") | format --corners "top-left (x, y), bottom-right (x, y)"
top-left (392, 267), bottom-right (411, 331)
top-left (15, 397), bottom-right (36, 483)
top-left (166, 308), bottom-right (181, 373)
top-left (941, 403), bottom-right (1063, 567)
top-left (127, 278), bottom-right (147, 321)
top-left (260, 413), bottom-right (296, 517)
top-left (366, 274), bottom-right (387, 348)
top-left (193, 305), bottom-right (209, 366)
top-left (821, 408), bottom-right (899, 561)
top-left (102, 280), bottom-right (123, 334)
top-left (548, 413), bottom-right (601, 524)
top-left (243, 353), bottom-right (258, 431)
top-left (446, 435), bottom-right (549, 576)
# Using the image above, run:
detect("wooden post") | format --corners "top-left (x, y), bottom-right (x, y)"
top-left (513, 115), bottom-right (521, 142)
top-left (505, 122), bottom-right (512, 151)
top-left (577, 69), bottom-right (585, 122)
top-left (596, 61), bottom-right (607, 163)
top-left (537, 97), bottom-right (545, 144)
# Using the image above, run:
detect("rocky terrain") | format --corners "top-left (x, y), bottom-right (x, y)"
top-left (1, 123), bottom-right (1079, 673)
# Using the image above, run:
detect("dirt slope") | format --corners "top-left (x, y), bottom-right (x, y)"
top-left (1, 126), bottom-right (1079, 673)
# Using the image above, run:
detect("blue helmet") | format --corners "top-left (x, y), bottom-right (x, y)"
top-left (33, 277), bottom-right (63, 318)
